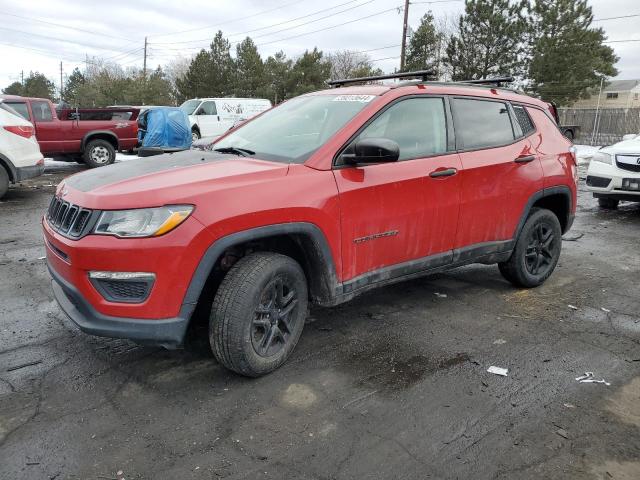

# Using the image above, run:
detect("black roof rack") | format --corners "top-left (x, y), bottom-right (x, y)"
top-left (328, 70), bottom-right (435, 88)
top-left (457, 76), bottom-right (514, 86)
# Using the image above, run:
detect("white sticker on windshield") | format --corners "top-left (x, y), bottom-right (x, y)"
top-left (332, 95), bottom-right (376, 103)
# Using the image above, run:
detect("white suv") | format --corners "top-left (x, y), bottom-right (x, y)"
top-left (0, 100), bottom-right (44, 198)
top-left (586, 134), bottom-right (640, 208)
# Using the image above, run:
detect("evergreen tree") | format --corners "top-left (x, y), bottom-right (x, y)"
top-left (21, 72), bottom-right (56, 99)
top-left (2, 81), bottom-right (23, 95)
top-left (444, 0), bottom-right (527, 81)
top-left (261, 51), bottom-right (293, 103)
top-left (287, 48), bottom-right (330, 97)
top-left (176, 50), bottom-right (213, 99)
top-left (62, 68), bottom-right (86, 103)
top-left (527, 0), bottom-right (618, 105)
top-left (208, 31), bottom-right (234, 96)
top-left (234, 37), bottom-right (264, 97)
top-left (404, 12), bottom-right (443, 75)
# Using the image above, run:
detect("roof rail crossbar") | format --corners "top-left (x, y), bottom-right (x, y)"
top-left (457, 76), bottom-right (515, 86)
top-left (328, 70), bottom-right (435, 87)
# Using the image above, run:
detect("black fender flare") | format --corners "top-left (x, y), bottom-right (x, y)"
top-left (82, 131), bottom-right (119, 151)
top-left (514, 185), bottom-right (574, 238)
top-left (180, 222), bottom-right (340, 315)
top-left (0, 153), bottom-right (17, 182)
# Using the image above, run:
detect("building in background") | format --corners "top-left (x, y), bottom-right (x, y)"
top-left (571, 79), bottom-right (640, 109)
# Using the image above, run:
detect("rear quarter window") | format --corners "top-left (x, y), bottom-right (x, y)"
top-left (512, 105), bottom-right (535, 136)
top-left (452, 98), bottom-right (515, 150)
top-left (31, 101), bottom-right (53, 121)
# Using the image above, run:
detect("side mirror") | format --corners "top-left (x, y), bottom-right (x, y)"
top-left (622, 134), bottom-right (638, 141)
top-left (342, 138), bottom-right (400, 165)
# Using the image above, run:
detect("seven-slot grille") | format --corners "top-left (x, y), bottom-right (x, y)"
top-left (47, 196), bottom-right (94, 238)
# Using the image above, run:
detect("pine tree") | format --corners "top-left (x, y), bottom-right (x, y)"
top-left (527, 0), bottom-right (618, 106)
top-left (404, 12), bottom-right (442, 75)
top-left (21, 72), bottom-right (56, 99)
top-left (2, 81), bottom-right (23, 96)
top-left (208, 31), bottom-right (234, 96)
top-left (444, 0), bottom-right (527, 81)
top-left (261, 51), bottom-right (293, 103)
top-left (287, 48), bottom-right (331, 97)
top-left (176, 50), bottom-right (213, 99)
top-left (63, 68), bottom-right (86, 103)
top-left (234, 37), bottom-right (264, 97)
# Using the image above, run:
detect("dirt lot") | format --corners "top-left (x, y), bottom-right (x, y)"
top-left (1, 160), bottom-right (639, 479)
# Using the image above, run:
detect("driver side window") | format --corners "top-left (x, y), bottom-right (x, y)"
top-left (356, 97), bottom-right (447, 161)
top-left (198, 101), bottom-right (217, 115)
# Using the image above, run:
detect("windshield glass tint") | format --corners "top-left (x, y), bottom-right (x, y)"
top-left (214, 95), bottom-right (375, 163)
top-left (180, 99), bottom-right (201, 115)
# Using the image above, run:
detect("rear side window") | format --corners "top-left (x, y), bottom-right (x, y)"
top-left (356, 97), bottom-right (447, 161)
top-left (452, 98), bottom-right (515, 150)
top-left (31, 101), bottom-right (53, 121)
top-left (5, 102), bottom-right (30, 120)
top-left (512, 105), bottom-right (535, 136)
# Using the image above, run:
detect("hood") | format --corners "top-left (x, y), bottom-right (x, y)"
top-left (60, 150), bottom-right (289, 210)
top-left (601, 137), bottom-right (640, 155)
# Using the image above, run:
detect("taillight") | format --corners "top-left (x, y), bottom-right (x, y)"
top-left (3, 125), bottom-right (35, 138)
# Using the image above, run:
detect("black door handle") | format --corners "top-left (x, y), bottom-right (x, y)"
top-left (429, 168), bottom-right (457, 178)
top-left (514, 155), bottom-right (535, 163)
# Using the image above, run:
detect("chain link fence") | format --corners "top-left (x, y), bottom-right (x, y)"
top-left (558, 108), bottom-right (640, 145)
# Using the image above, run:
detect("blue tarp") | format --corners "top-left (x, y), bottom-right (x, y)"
top-left (138, 107), bottom-right (191, 150)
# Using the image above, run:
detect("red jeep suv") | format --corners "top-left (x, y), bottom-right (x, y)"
top-left (44, 72), bottom-right (577, 376)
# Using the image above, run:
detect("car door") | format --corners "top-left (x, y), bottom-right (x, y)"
top-left (452, 97), bottom-right (543, 249)
top-left (194, 100), bottom-right (220, 137)
top-left (215, 100), bottom-right (244, 132)
top-left (334, 96), bottom-right (462, 284)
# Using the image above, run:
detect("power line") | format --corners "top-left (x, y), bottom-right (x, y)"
top-left (148, 0), bottom-right (307, 38)
top-left (593, 14), bottom-right (640, 21)
top-left (151, 0), bottom-right (367, 46)
top-left (256, 4), bottom-right (404, 47)
top-left (0, 12), bottom-right (139, 43)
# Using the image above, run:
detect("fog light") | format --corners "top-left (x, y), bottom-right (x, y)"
top-left (88, 271), bottom-right (156, 303)
top-left (622, 179), bottom-right (640, 191)
top-left (89, 271), bottom-right (155, 280)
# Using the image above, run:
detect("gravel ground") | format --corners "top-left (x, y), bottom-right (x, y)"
top-left (0, 157), bottom-right (639, 480)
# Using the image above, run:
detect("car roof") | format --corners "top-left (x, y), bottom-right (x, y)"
top-left (0, 94), bottom-right (51, 102)
top-left (307, 82), bottom-right (550, 109)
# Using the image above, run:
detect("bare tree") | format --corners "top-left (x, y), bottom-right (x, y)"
top-left (326, 50), bottom-right (381, 81)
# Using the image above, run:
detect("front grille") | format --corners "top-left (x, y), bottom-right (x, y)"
top-left (616, 154), bottom-right (640, 173)
top-left (91, 278), bottom-right (153, 303)
top-left (46, 196), bottom-right (97, 239)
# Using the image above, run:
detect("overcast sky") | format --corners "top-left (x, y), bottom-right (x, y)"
top-left (0, 0), bottom-right (638, 93)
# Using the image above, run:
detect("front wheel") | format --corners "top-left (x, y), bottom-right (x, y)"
top-left (191, 129), bottom-right (201, 142)
top-left (0, 167), bottom-right (9, 199)
top-left (499, 208), bottom-right (562, 288)
top-left (210, 252), bottom-right (308, 377)
top-left (83, 139), bottom-right (115, 168)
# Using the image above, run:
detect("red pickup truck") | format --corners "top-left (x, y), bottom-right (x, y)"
top-left (0, 95), bottom-right (139, 168)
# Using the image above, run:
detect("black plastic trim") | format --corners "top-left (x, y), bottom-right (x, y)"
top-left (49, 263), bottom-right (188, 348)
top-left (82, 130), bottom-right (119, 151)
top-left (514, 185), bottom-right (574, 237)
top-left (15, 163), bottom-right (45, 182)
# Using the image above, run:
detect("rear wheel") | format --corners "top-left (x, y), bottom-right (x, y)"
top-left (0, 167), bottom-right (9, 199)
top-left (598, 197), bottom-right (619, 209)
top-left (499, 208), bottom-right (562, 288)
top-left (83, 139), bottom-right (115, 168)
top-left (210, 252), bottom-right (308, 377)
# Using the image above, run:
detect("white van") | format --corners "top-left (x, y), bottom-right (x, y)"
top-left (179, 98), bottom-right (272, 141)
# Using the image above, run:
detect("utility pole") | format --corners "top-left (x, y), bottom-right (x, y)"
top-left (399, 0), bottom-right (410, 71)
top-left (20, 70), bottom-right (24, 85)
top-left (60, 61), bottom-right (63, 102)
top-left (143, 36), bottom-right (148, 78)
top-left (591, 77), bottom-right (604, 146)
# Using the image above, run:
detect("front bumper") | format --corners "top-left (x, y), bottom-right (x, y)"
top-left (586, 159), bottom-right (640, 201)
top-left (15, 162), bottom-right (45, 182)
top-left (49, 262), bottom-right (189, 348)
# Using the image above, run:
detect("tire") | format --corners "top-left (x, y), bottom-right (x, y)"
top-left (0, 167), bottom-right (9, 199)
top-left (210, 252), bottom-right (308, 377)
top-left (191, 129), bottom-right (201, 142)
top-left (498, 208), bottom-right (562, 288)
top-left (83, 139), bottom-right (115, 168)
top-left (598, 197), bottom-right (619, 209)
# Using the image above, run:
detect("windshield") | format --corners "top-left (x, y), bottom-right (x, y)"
top-left (180, 99), bottom-right (201, 115)
top-left (214, 94), bottom-right (375, 163)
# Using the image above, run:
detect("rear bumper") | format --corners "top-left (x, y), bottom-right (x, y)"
top-left (49, 263), bottom-right (189, 348)
top-left (14, 163), bottom-right (45, 182)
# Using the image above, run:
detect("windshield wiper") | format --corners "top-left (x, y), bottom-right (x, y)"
top-left (213, 146), bottom-right (255, 157)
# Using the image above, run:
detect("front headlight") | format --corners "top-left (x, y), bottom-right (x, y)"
top-left (592, 151), bottom-right (613, 165)
top-left (94, 205), bottom-right (194, 238)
